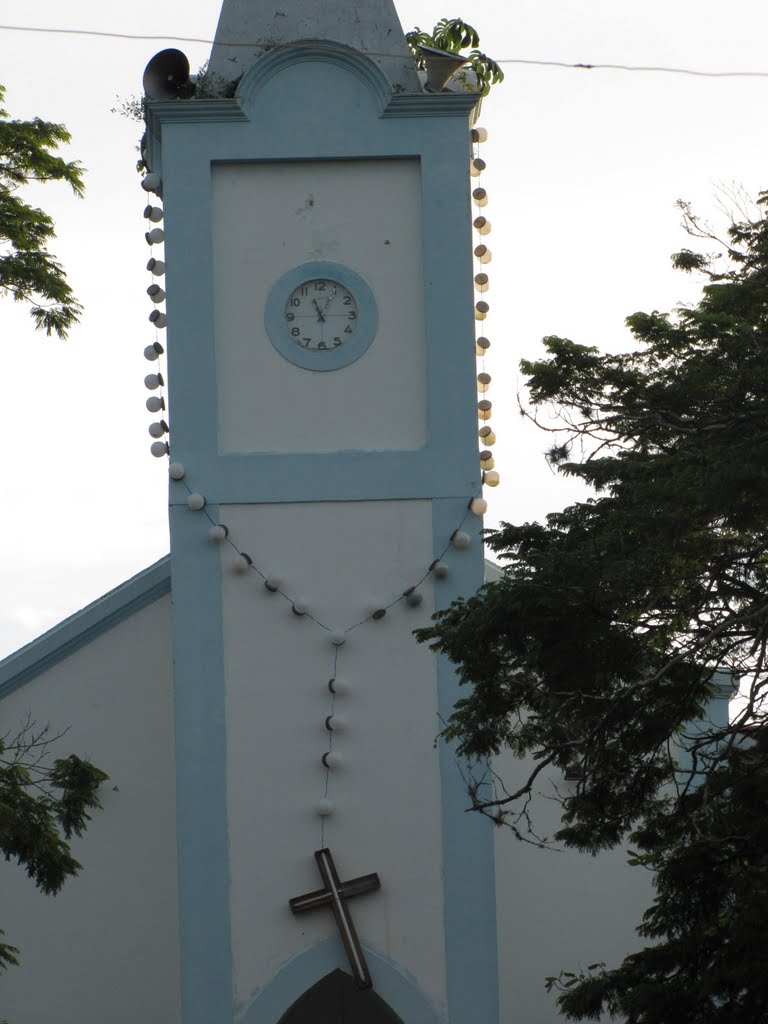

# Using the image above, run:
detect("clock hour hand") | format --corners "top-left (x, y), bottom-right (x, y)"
top-left (312, 297), bottom-right (326, 322)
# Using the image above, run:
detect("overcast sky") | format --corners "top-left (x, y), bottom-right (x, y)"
top-left (1, 0), bottom-right (767, 657)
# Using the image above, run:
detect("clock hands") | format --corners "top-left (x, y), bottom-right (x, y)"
top-left (321, 286), bottom-right (337, 316)
top-left (312, 297), bottom-right (326, 322)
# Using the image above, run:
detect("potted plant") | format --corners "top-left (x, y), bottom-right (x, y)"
top-left (406, 18), bottom-right (504, 95)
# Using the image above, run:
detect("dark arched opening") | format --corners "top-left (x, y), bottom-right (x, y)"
top-left (277, 969), bottom-right (405, 1023)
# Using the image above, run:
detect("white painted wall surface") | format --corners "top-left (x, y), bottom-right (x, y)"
top-left (212, 159), bottom-right (427, 454)
top-left (493, 749), bottom-right (652, 1023)
top-left (220, 500), bottom-right (448, 1015)
top-left (0, 597), bottom-right (180, 1024)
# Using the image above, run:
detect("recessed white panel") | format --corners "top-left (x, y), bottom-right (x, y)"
top-left (220, 500), bottom-right (446, 1010)
top-left (212, 160), bottom-right (426, 453)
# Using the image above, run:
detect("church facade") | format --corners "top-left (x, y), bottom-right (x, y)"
top-left (0, 2), bottom-right (653, 1021)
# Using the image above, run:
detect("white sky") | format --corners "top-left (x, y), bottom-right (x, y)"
top-left (0, 0), bottom-right (767, 657)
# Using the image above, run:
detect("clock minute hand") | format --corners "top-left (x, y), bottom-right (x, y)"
top-left (321, 286), bottom-right (337, 316)
top-left (312, 297), bottom-right (326, 322)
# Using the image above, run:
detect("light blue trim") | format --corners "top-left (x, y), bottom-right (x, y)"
top-left (237, 41), bottom-right (393, 117)
top-left (0, 557), bottom-right (171, 701)
top-left (165, 454), bottom-right (480, 504)
top-left (169, 504), bottom-right (233, 1023)
top-left (238, 938), bottom-right (444, 1024)
top-left (433, 498), bottom-right (500, 1024)
top-left (264, 261), bottom-right (378, 371)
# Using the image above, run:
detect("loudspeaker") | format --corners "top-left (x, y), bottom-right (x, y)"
top-left (143, 48), bottom-right (193, 100)
top-left (418, 44), bottom-right (468, 93)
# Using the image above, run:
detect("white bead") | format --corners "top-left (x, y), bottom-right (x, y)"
top-left (143, 205), bottom-right (164, 223)
top-left (209, 525), bottom-right (228, 542)
top-left (452, 530), bottom-right (471, 549)
top-left (144, 345), bottom-right (160, 361)
top-left (232, 554), bottom-right (251, 574)
top-left (322, 752), bottom-right (344, 770)
top-left (292, 600), bottom-right (308, 616)
top-left (315, 798), bottom-right (334, 817)
top-left (141, 172), bottom-right (162, 194)
top-left (264, 576), bottom-right (282, 593)
top-left (187, 493), bottom-right (205, 511)
top-left (146, 395), bottom-right (164, 413)
top-left (169, 462), bottom-right (185, 480)
top-left (144, 373), bottom-right (162, 390)
top-left (145, 227), bottom-right (164, 245)
top-left (431, 560), bottom-right (449, 579)
top-left (149, 310), bottom-right (167, 329)
top-left (328, 677), bottom-right (348, 695)
top-left (147, 258), bottom-right (165, 276)
top-left (148, 421), bottom-right (166, 438)
top-left (325, 715), bottom-right (346, 732)
top-left (329, 630), bottom-right (346, 647)
top-left (405, 588), bottom-right (423, 607)
top-left (147, 284), bottom-right (165, 303)
top-left (469, 497), bottom-right (488, 516)
top-left (150, 441), bottom-right (168, 458)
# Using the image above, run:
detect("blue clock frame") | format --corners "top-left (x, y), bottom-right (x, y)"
top-left (264, 260), bottom-right (378, 371)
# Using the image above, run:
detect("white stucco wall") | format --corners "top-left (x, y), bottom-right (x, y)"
top-left (493, 749), bottom-right (652, 1022)
top-left (0, 596), bottom-right (180, 1024)
top-left (211, 159), bottom-right (427, 454)
top-left (220, 499), bottom-right (448, 1014)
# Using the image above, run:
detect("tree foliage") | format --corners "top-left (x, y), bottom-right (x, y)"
top-left (417, 191), bottom-right (768, 1022)
top-left (0, 719), bottom-right (107, 970)
top-left (0, 84), bottom-right (84, 338)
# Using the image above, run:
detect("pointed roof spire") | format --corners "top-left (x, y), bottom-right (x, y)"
top-left (206, 0), bottom-right (420, 93)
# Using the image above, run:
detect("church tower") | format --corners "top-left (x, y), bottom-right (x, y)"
top-left (143, 1), bottom-right (496, 1020)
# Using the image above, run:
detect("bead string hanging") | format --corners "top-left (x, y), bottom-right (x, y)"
top-left (140, 173), bottom-right (171, 459)
top-left (140, 160), bottom-right (491, 841)
top-left (169, 464), bottom-right (487, 841)
top-left (470, 126), bottom-right (500, 491)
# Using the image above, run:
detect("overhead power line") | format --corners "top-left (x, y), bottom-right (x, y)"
top-left (1, 22), bottom-right (768, 79)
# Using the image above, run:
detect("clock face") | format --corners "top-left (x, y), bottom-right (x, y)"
top-left (265, 261), bottom-right (378, 372)
top-left (284, 278), bottom-right (359, 352)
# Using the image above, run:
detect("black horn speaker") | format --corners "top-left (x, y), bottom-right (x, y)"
top-left (143, 48), bottom-right (193, 100)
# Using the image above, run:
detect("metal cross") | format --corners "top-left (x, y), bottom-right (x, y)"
top-left (289, 848), bottom-right (381, 989)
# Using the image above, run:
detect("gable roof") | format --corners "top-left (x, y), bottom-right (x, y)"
top-left (0, 557), bottom-right (171, 701)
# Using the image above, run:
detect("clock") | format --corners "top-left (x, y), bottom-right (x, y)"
top-left (264, 261), bottom-right (378, 371)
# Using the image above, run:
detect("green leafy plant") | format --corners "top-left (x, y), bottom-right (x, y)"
top-left (0, 85), bottom-right (84, 338)
top-left (406, 18), bottom-right (504, 96)
top-left (0, 719), bottom-right (107, 972)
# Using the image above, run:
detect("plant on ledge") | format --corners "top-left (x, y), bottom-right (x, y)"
top-left (406, 18), bottom-right (504, 96)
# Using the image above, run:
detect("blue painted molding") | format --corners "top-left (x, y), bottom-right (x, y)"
top-left (237, 938), bottom-right (445, 1024)
top-left (167, 454), bottom-right (480, 506)
top-left (0, 557), bottom-right (171, 701)
top-left (144, 42), bottom-right (477, 173)
top-left (237, 41), bottom-right (393, 117)
top-left (433, 498), bottom-right (499, 1024)
top-left (169, 503), bottom-right (233, 1024)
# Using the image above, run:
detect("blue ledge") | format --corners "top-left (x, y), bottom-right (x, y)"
top-left (0, 556), bottom-right (171, 701)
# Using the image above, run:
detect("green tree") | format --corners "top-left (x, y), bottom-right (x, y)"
top-left (0, 89), bottom-right (104, 976)
top-left (0, 84), bottom-right (84, 338)
top-left (0, 720), bottom-right (107, 970)
top-left (417, 191), bottom-right (768, 1022)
